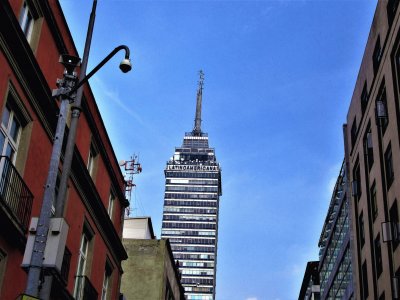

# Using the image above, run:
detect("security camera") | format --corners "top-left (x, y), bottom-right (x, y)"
top-left (119, 58), bottom-right (132, 73)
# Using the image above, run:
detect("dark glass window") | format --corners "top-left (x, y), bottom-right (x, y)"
top-left (390, 200), bottom-right (399, 249)
top-left (374, 234), bottom-right (383, 277)
top-left (370, 181), bottom-right (378, 221)
top-left (361, 81), bottom-right (368, 113)
top-left (359, 212), bottom-right (365, 247)
top-left (379, 291), bottom-right (385, 300)
top-left (385, 143), bottom-right (394, 189)
top-left (353, 162), bottom-right (362, 200)
top-left (351, 118), bottom-right (358, 148)
top-left (362, 261), bottom-right (369, 299)
top-left (373, 36), bottom-right (382, 74)
top-left (364, 128), bottom-right (374, 171)
top-left (387, 0), bottom-right (399, 26)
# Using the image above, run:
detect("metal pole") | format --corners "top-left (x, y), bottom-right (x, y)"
top-left (55, 0), bottom-right (97, 218)
top-left (25, 94), bottom-right (71, 297)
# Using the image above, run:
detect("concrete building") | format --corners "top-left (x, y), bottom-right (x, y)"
top-left (318, 162), bottom-right (353, 299)
top-left (343, 0), bottom-right (400, 298)
top-left (123, 217), bottom-right (155, 240)
top-left (161, 71), bottom-right (222, 300)
top-left (298, 261), bottom-right (320, 300)
top-left (121, 217), bottom-right (185, 300)
top-left (0, 0), bottom-right (128, 299)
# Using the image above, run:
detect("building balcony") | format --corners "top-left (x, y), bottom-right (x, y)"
top-left (74, 275), bottom-right (98, 300)
top-left (0, 155), bottom-right (34, 248)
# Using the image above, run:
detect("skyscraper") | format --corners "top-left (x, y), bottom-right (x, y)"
top-left (161, 71), bottom-right (222, 300)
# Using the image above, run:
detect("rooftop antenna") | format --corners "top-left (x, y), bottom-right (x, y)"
top-left (193, 70), bottom-right (204, 136)
top-left (119, 155), bottom-right (142, 216)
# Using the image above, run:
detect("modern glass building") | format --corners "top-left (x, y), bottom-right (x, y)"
top-left (318, 162), bottom-right (354, 300)
top-left (161, 72), bottom-right (222, 300)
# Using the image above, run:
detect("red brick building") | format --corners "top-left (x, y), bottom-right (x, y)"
top-left (0, 0), bottom-right (128, 299)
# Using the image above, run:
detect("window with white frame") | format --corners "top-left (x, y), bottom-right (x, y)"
top-left (73, 230), bottom-right (91, 300)
top-left (0, 104), bottom-right (21, 163)
top-left (87, 141), bottom-right (98, 179)
top-left (19, 1), bottom-right (34, 42)
top-left (101, 261), bottom-right (113, 300)
top-left (107, 190), bottom-right (115, 220)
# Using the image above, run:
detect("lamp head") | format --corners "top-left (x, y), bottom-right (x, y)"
top-left (119, 58), bottom-right (132, 73)
top-left (59, 54), bottom-right (81, 75)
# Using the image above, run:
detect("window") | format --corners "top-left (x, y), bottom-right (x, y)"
top-left (19, 2), bottom-right (34, 42)
top-left (101, 261), bottom-right (113, 300)
top-left (376, 86), bottom-right (389, 133)
top-left (351, 118), bottom-right (358, 148)
top-left (370, 181), bottom-right (378, 221)
top-left (364, 127), bottom-right (374, 170)
top-left (0, 104), bottom-right (21, 163)
top-left (0, 87), bottom-right (32, 174)
top-left (387, 0), bottom-right (399, 26)
top-left (0, 249), bottom-right (7, 295)
top-left (379, 291), bottom-right (385, 300)
top-left (359, 212), bottom-right (365, 247)
top-left (18, 1), bottom-right (42, 51)
top-left (87, 141), bottom-right (98, 179)
top-left (73, 233), bottom-right (89, 299)
top-left (361, 81), bottom-right (368, 113)
top-left (73, 225), bottom-right (94, 300)
top-left (353, 161), bottom-right (362, 200)
top-left (107, 190), bottom-right (115, 220)
top-left (390, 200), bottom-right (399, 250)
top-left (373, 36), bottom-right (382, 74)
top-left (385, 143), bottom-right (394, 189)
top-left (362, 261), bottom-right (369, 299)
top-left (374, 234), bottom-right (383, 277)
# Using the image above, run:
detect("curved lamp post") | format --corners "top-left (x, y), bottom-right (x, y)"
top-left (54, 45), bottom-right (131, 217)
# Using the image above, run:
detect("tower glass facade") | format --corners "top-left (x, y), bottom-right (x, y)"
top-left (161, 72), bottom-right (222, 300)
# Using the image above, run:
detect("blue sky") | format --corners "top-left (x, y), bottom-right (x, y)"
top-left (60, 1), bottom-right (376, 299)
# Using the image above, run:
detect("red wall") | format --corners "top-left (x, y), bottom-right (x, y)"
top-left (0, 1), bottom-right (127, 299)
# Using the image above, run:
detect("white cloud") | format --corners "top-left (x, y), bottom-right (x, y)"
top-left (246, 297), bottom-right (258, 300)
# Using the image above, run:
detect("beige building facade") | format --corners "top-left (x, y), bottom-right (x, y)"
top-left (344, 1), bottom-right (400, 299)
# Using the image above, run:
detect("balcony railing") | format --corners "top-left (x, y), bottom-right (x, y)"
top-left (0, 155), bottom-right (33, 232)
top-left (74, 275), bottom-right (98, 300)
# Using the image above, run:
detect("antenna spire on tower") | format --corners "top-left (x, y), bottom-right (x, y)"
top-left (193, 70), bottom-right (204, 136)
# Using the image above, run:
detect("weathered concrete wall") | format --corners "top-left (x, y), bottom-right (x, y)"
top-left (121, 239), bottom-right (165, 299)
top-left (121, 239), bottom-right (185, 300)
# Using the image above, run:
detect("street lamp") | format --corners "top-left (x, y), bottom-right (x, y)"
top-left (54, 44), bottom-right (131, 220)
top-left (23, 0), bottom-right (132, 298)
top-left (64, 45), bottom-right (132, 98)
